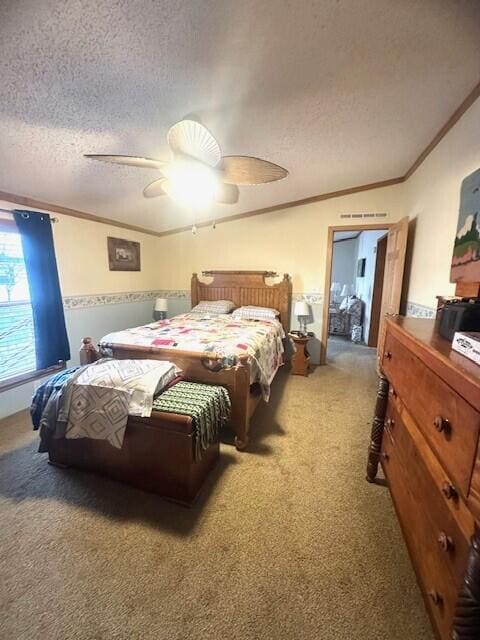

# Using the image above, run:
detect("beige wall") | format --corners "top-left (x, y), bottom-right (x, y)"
top-left (155, 184), bottom-right (405, 293)
top-left (52, 214), bottom-right (159, 296)
top-left (404, 98), bottom-right (480, 308)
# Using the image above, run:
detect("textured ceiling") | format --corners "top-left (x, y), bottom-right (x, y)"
top-left (1, 0), bottom-right (479, 233)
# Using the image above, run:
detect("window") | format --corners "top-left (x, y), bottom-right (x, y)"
top-left (0, 224), bottom-right (36, 383)
top-left (0, 212), bottom-right (69, 389)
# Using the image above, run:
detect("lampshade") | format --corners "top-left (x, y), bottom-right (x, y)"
top-left (294, 300), bottom-right (309, 317)
top-left (154, 297), bottom-right (168, 312)
top-left (341, 284), bottom-right (354, 297)
top-left (330, 281), bottom-right (341, 293)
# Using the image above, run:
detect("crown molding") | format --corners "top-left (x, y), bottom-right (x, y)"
top-left (155, 176), bottom-right (405, 237)
top-left (0, 190), bottom-right (166, 238)
top-left (0, 178), bottom-right (404, 239)
top-left (1, 79), bottom-right (479, 238)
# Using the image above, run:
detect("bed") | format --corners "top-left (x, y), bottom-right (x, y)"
top-left (80, 270), bottom-right (292, 449)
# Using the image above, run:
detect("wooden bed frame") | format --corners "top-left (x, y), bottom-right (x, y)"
top-left (80, 270), bottom-right (292, 450)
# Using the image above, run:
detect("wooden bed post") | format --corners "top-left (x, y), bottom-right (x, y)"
top-left (79, 337), bottom-right (101, 365)
top-left (280, 273), bottom-right (292, 334)
top-left (366, 373), bottom-right (389, 482)
top-left (230, 360), bottom-right (252, 450)
top-left (191, 273), bottom-right (200, 307)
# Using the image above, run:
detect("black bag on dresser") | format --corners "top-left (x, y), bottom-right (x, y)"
top-left (438, 297), bottom-right (480, 341)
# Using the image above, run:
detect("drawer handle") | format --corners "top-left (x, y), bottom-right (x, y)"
top-left (428, 589), bottom-right (443, 606)
top-left (388, 388), bottom-right (397, 399)
top-left (437, 532), bottom-right (454, 553)
top-left (433, 415), bottom-right (451, 436)
top-left (385, 418), bottom-right (395, 429)
top-left (384, 351), bottom-right (392, 360)
top-left (442, 482), bottom-right (458, 501)
top-left (381, 452), bottom-right (390, 461)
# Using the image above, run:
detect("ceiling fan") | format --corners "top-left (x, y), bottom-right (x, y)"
top-left (85, 119), bottom-right (288, 208)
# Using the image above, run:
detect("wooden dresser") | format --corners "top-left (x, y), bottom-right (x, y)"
top-left (366, 316), bottom-right (480, 640)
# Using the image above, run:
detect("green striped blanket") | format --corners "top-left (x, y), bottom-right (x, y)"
top-left (152, 381), bottom-right (231, 460)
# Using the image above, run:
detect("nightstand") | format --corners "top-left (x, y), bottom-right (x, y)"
top-left (288, 333), bottom-right (311, 376)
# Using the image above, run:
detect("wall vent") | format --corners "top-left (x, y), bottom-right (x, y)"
top-left (339, 212), bottom-right (388, 219)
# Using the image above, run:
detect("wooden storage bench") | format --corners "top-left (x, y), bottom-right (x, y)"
top-left (47, 409), bottom-right (219, 506)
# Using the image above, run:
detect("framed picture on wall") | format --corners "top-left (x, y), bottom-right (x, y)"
top-left (107, 237), bottom-right (141, 271)
top-left (357, 258), bottom-right (366, 277)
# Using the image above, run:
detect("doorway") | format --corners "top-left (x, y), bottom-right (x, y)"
top-left (321, 225), bottom-right (390, 363)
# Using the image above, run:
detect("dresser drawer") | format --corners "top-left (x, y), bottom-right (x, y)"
top-left (382, 331), bottom-right (480, 497)
top-left (381, 402), bottom-right (471, 640)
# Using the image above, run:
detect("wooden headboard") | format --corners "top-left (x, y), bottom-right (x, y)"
top-left (191, 270), bottom-right (292, 332)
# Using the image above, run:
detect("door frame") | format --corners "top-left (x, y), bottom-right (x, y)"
top-left (320, 223), bottom-right (392, 365)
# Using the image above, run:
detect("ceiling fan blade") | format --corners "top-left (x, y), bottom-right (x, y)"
top-left (219, 156), bottom-right (288, 185)
top-left (167, 120), bottom-right (221, 167)
top-left (84, 154), bottom-right (167, 170)
top-left (157, 178), bottom-right (177, 200)
top-left (143, 178), bottom-right (168, 198)
top-left (215, 183), bottom-right (239, 204)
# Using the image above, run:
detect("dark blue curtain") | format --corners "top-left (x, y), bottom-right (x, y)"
top-left (13, 210), bottom-right (70, 369)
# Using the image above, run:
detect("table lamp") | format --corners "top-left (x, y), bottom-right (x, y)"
top-left (341, 284), bottom-right (355, 305)
top-left (294, 300), bottom-right (310, 334)
top-left (154, 297), bottom-right (168, 320)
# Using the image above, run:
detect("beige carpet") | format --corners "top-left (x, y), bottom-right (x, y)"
top-left (0, 339), bottom-right (434, 640)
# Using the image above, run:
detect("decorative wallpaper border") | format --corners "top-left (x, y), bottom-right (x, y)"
top-left (406, 301), bottom-right (436, 319)
top-left (293, 292), bottom-right (323, 304)
top-left (64, 291), bottom-right (435, 317)
top-left (63, 290), bottom-right (190, 310)
top-left (63, 289), bottom-right (324, 310)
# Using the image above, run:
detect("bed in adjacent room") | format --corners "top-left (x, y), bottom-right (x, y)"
top-left (81, 270), bottom-right (292, 449)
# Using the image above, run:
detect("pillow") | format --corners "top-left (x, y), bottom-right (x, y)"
top-left (232, 306), bottom-right (279, 321)
top-left (191, 300), bottom-right (235, 314)
top-left (76, 359), bottom-right (180, 417)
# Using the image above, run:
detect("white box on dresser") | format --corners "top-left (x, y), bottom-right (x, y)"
top-left (452, 331), bottom-right (480, 367)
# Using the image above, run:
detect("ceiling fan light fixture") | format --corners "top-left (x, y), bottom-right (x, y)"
top-left (86, 118), bottom-right (288, 209)
top-left (164, 158), bottom-right (219, 209)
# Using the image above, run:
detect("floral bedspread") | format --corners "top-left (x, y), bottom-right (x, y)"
top-left (100, 313), bottom-right (286, 400)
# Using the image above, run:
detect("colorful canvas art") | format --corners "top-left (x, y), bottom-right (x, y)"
top-left (451, 168), bottom-right (480, 283)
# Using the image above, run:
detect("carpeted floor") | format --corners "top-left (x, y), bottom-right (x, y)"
top-left (0, 339), bottom-right (434, 640)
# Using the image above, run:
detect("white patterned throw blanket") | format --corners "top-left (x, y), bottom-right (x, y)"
top-left (65, 359), bottom-right (178, 448)
top-left (101, 312), bottom-right (285, 401)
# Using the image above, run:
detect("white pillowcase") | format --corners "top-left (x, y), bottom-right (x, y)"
top-left (76, 359), bottom-right (179, 417)
top-left (191, 300), bottom-right (235, 314)
top-left (232, 305), bottom-right (279, 321)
